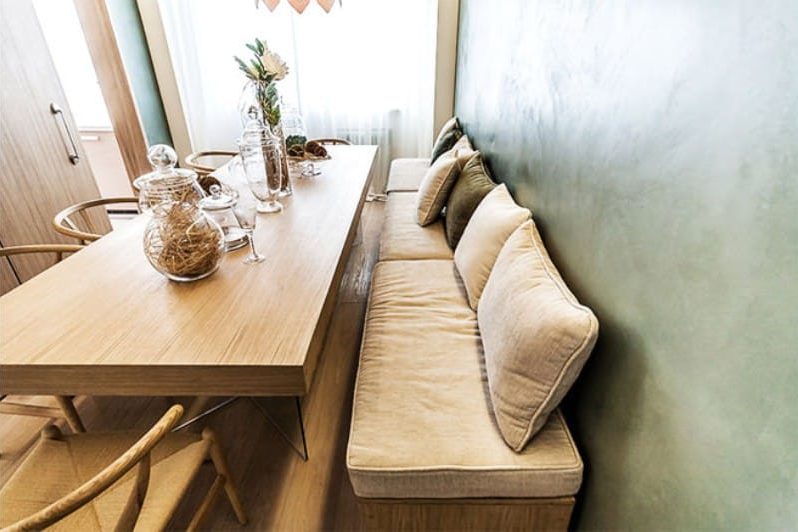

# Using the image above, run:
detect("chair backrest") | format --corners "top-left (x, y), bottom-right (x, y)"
top-left (184, 150), bottom-right (238, 177)
top-left (53, 197), bottom-right (139, 244)
top-left (0, 244), bottom-right (85, 262)
top-left (309, 137), bottom-right (352, 146)
top-left (0, 245), bottom-right (86, 296)
top-left (8, 405), bottom-right (184, 532)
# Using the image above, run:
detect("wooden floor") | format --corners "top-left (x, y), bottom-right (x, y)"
top-left (0, 201), bottom-right (385, 531)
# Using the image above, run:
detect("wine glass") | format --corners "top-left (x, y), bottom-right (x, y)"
top-left (233, 192), bottom-right (265, 264)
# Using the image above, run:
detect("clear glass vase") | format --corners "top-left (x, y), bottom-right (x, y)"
top-left (271, 121), bottom-right (293, 197)
top-left (239, 81), bottom-right (292, 197)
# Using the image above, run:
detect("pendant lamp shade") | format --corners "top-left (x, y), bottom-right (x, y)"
top-left (287, 0), bottom-right (310, 13)
top-left (317, 0), bottom-right (336, 13)
top-left (262, 0), bottom-right (280, 11)
top-left (258, 0), bottom-right (340, 14)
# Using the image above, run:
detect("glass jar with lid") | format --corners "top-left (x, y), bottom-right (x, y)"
top-left (137, 144), bottom-right (224, 282)
top-left (133, 144), bottom-right (204, 213)
top-left (237, 107), bottom-right (284, 213)
top-left (199, 184), bottom-right (248, 252)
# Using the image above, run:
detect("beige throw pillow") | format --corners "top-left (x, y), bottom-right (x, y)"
top-left (416, 136), bottom-right (474, 226)
top-left (454, 184), bottom-right (530, 309)
top-left (478, 220), bottom-right (599, 451)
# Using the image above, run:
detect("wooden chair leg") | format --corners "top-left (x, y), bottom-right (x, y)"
top-left (185, 397), bottom-right (213, 421)
top-left (54, 396), bottom-right (85, 433)
top-left (187, 474), bottom-right (225, 531)
top-left (202, 428), bottom-right (247, 525)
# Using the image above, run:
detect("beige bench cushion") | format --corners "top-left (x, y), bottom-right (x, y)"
top-left (379, 192), bottom-right (453, 261)
top-left (347, 259), bottom-right (583, 499)
top-left (386, 158), bottom-right (430, 193)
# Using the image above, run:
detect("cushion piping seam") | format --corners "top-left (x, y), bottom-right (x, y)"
top-left (517, 223), bottom-right (598, 451)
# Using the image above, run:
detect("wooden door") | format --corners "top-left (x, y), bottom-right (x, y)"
top-left (0, 0), bottom-right (111, 285)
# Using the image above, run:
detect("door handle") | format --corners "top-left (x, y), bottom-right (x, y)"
top-left (50, 103), bottom-right (80, 165)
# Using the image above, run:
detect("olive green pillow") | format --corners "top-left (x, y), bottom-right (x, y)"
top-left (430, 126), bottom-right (463, 163)
top-left (445, 152), bottom-right (496, 248)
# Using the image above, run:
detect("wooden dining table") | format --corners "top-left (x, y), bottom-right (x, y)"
top-left (0, 145), bottom-right (377, 399)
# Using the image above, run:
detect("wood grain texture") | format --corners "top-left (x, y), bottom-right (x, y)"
top-left (7, 405), bottom-right (184, 531)
top-left (0, 146), bottom-right (377, 396)
top-left (0, 0), bottom-right (110, 283)
top-left (355, 497), bottom-right (574, 531)
top-left (0, 257), bottom-right (19, 295)
top-left (0, 200), bottom-right (385, 529)
top-left (74, 0), bottom-right (151, 182)
top-left (0, 202), bottom-right (578, 530)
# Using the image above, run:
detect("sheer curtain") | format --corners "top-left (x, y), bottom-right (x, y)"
top-left (158, 0), bottom-right (437, 190)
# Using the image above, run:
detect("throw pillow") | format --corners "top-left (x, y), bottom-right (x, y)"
top-left (444, 152), bottom-right (496, 249)
top-left (454, 184), bottom-right (530, 309)
top-left (416, 136), bottom-right (474, 226)
top-left (433, 116), bottom-right (460, 147)
top-left (430, 124), bottom-right (463, 163)
top-left (478, 220), bottom-right (599, 451)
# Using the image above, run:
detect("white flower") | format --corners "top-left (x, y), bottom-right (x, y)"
top-left (259, 50), bottom-right (289, 81)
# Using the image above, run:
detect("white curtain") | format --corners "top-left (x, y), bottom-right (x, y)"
top-left (158, 0), bottom-right (438, 190)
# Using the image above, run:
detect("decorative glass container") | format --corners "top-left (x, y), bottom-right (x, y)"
top-left (272, 120), bottom-right (293, 197)
top-left (199, 184), bottom-right (248, 252)
top-left (281, 102), bottom-right (308, 152)
top-left (133, 145), bottom-right (204, 213)
top-left (238, 81), bottom-right (292, 197)
top-left (143, 202), bottom-right (224, 282)
top-left (238, 107), bottom-right (284, 213)
top-left (138, 145), bottom-right (224, 282)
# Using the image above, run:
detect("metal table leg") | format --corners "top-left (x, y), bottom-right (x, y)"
top-left (250, 396), bottom-right (309, 461)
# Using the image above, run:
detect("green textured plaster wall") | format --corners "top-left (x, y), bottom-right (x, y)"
top-left (455, 1), bottom-right (798, 529)
top-left (106, 0), bottom-right (171, 146)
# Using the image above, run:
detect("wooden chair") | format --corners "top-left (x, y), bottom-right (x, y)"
top-left (309, 137), bottom-right (351, 145)
top-left (0, 405), bottom-right (247, 531)
top-left (184, 150), bottom-right (238, 178)
top-left (53, 197), bottom-right (139, 244)
top-left (0, 244), bottom-right (84, 263)
top-left (0, 244), bottom-right (86, 434)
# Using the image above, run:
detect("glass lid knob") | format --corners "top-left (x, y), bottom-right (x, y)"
top-left (147, 144), bottom-right (178, 172)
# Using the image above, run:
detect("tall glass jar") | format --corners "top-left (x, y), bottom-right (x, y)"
top-left (238, 107), bottom-right (284, 213)
top-left (238, 81), bottom-right (292, 197)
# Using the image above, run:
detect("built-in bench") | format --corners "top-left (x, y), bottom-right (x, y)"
top-left (346, 153), bottom-right (593, 530)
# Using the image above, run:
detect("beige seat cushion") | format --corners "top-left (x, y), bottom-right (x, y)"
top-left (380, 192), bottom-right (453, 261)
top-left (479, 221), bottom-right (599, 451)
top-left (0, 430), bottom-right (207, 531)
top-left (416, 136), bottom-right (474, 226)
top-left (454, 184), bottom-right (531, 309)
top-left (386, 158), bottom-right (431, 193)
top-left (347, 259), bottom-right (583, 499)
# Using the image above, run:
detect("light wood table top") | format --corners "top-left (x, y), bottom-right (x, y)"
top-left (0, 145), bottom-right (377, 396)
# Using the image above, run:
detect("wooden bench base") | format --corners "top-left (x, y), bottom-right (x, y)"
top-left (355, 496), bottom-right (575, 531)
